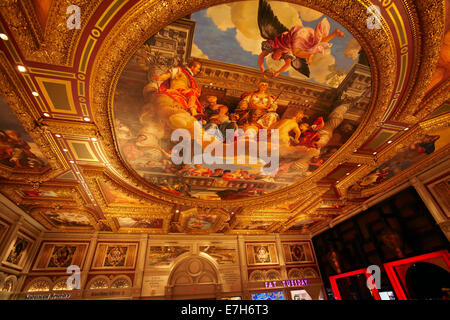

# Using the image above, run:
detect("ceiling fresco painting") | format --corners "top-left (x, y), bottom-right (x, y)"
top-left (0, 96), bottom-right (49, 171)
top-left (351, 127), bottom-right (450, 190)
top-left (0, 0), bottom-right (448, 236)
top-left (114, 0), bottom-right (370, 201)
top-left (44, 211), bottom-right (92, 228)
top-left (117, 217), bottom-right (164, 229)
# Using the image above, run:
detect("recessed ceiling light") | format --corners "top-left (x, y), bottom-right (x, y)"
top-left (63, 148), bottom-right (68, 152)
top-left (346, 173), bottom-right (350, 175)
top-left (83, 117), bottom-right (90, 122)
top-left (69, 160), bottom-right (75, 164)
top-left (17, 65), bottom-right (26, 72)
top-left (43, 112), bottom-right (50, 117)
top-left (354, 149), bottom-right (358, 152)
top-left (404, 127), bottom-right (409, 131)
top-left (175, 209), bottom-right (179, 213)
top-left (357, 164), bottom-right (361, 167)
top-left (0, 33), bottom-right (8, 41)
top-left (55, 134), bottom-right (61, 138)
top-left (387, 140), bottom-right (393, 144)
top-left (32, 91), bottom-right (39, 96)
top-left (336, 180), bottom-right (340, 183)
top-left (373, 152), bottom-right (377, 155)
top-left (231, 211), bottom-right (235, 215)
top-left (91, 137), bottom-right (97, 142)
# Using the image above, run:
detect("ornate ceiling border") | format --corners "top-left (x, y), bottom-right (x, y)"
top-left (88, 0), bottom-right (444, 209)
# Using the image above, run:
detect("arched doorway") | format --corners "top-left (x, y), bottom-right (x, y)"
top-left (166, 254), bottom-right (222, 300)
top-left (404, 262), bottom-right (450, 300)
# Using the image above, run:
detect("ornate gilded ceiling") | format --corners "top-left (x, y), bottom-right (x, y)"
top-left (0, 0), bottom-right (448, 236)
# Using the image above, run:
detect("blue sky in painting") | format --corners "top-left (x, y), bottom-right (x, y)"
top-left (191, 4), bottom-right (358, 83)
top-left (192, 10), bottom-right (260, 69)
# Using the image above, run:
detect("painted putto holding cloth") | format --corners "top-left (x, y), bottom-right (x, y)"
top-left (257, 0), bottom-right (345, 78)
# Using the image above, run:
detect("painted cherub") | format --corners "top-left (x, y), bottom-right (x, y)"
top-left (257, 0), bottom-right (345, 78)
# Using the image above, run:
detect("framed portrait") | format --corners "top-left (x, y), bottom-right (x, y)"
top-left (32, 242), bottom-right (89, 271)
top-left (283, 242), bottom-right (315, 264)
top-left (246, 243), bottom-right (278, 266)
top-left (2, 233), bottom-right (33, 269)
top-left (90, 243), bottom-right (138, 269)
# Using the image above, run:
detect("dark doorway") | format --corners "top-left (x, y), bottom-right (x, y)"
top-left (404, 262), bottom-right (450, 300)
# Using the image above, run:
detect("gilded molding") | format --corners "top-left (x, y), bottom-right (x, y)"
top-left (89, 0), bottom-right (397, 209)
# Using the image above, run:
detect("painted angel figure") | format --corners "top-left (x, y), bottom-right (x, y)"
top-left (257, 0), bottom-right (345, 78)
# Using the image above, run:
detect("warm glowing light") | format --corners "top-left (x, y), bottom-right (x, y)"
top-left (91, 137), bottom-right (97, 142)
top-left (43, 112), bottom-right (50, 117)
top-left (32, 91), bottom-right (39, 96)
top-left (387, 140), bottom-right (393, 144)
top-left (55, 134), bottom-right (61, 138)
top-left (17, 65), bottom-right (26, 72)
top-left (373, 152), bottom-right (377, 155)
top-left (0, 33), bottom-right (8, 40)
top-left (404, 127), bottom-right (409, 131)
top-left (69, 160), bottom-right (75, 164)
top-left (83, 117), bottom-right (90, 122)
top-left (63, 148), bottom-right (68, 152)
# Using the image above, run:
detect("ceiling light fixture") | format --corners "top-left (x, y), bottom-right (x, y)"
top-left (91, 137), bottom-right (97, 142)
top-left (32, 91), bottom-right (39, 97)
top-left (55, 134), bottom-right (61, 138)
top-left (69, 160), bottom-right (75, 164)
top-left (17, 65), bottom-right (26, 72)
top-left (63, 148), bottom-right (68, 152)
top-left (43, 112), bottom-right (50, 117)
top-left (387, 140), bottom-right (393, 144)
top-left (346, 173), bottom-right (350, 175)
top-left (404, 127), bottom-right (409, 131)
top-left (83, 117), bottom-right (90, 122)
top-left (357, 164), bottom-right (361, 167)
top-left (373, 152), bottom-right (377, 155)
top-left (175, 209), bottom-right (179, 213)
top-left (0, 33), bottom-right (8, 41)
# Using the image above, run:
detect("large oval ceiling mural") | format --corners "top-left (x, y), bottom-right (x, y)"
top-left (113, 0), bottom-right (370, 201)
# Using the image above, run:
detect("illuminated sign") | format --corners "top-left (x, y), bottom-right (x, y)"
top-left (264, 279), bottom-right (308, 289)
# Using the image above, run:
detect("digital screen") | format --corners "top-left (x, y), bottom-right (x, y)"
top-left (251, 291), bottom-right (285, 300)
top-left (379, 291), bottom-right (396, 300)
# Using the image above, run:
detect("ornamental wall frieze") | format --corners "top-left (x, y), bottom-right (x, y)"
top-left (89, 0), bottom-right (396, 209)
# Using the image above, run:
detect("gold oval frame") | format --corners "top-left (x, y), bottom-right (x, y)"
top-left (89, 0), bottom-right (443, 209)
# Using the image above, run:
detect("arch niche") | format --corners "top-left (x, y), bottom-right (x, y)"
top-left (166, 254), bottom-right (222, 299)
